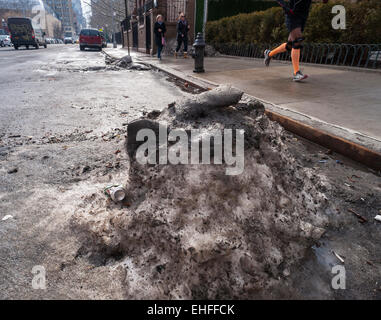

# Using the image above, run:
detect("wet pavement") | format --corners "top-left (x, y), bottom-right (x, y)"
top-left (136, 52), bottom-right (381, 153)
top-left (0, 44), bottom-right (190, 299)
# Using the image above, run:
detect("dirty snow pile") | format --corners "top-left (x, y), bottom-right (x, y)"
top-left (73, 86), bottom-right (330, 299)
top-left (104, 54), bottom-right (151, 71)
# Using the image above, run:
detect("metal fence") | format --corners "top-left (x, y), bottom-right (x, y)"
top-left (137, 7), bottom-right (145, 25)
top-left (213, 43), bottom-right (381, 69)
top-left (121, 16), bottom-right (131, 31)
top-left (167, 0), bottom-right (187, 22)
top-left (144, 0), bottom-right (154, 12)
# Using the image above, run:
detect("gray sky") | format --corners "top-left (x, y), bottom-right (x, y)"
top-left (81, 0), bottom-right (91, 23)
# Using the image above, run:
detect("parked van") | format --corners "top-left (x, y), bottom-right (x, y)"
top-left (7, 17), bottom-right (47, 50)
top-left (79, 28), bottom-right (103, 51)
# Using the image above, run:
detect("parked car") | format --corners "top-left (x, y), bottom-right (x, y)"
top-left (79, 28), bottom-right (103, 51)
top-left (0, 35), bottom-right (12, 47)
top-left (7, 17), bottom-right (47, 50)
top-left (64, 36), bottom-right (74, 44)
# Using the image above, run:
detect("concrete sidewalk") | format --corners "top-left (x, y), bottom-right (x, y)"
top-left (106, 47), bottom-right (381, 153)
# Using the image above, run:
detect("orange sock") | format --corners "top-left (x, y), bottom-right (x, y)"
top-left (291, 48), bottom-right (300, 74)
top-left (269, 43), bottom-right (287, 57)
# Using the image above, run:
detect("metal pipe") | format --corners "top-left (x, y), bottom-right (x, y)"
top-left (112, 7), bottom-right (117, 48)
top-left (203, 0), bottom-right (208, 34)
top-left (124, 0), bottom-right (131, 55)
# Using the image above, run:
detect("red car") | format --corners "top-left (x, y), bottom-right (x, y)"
top-left (79, 28), bottom-right (102, 51)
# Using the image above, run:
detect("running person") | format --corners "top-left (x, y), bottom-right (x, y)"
top-left (264, 0), bottom-right (314, 82)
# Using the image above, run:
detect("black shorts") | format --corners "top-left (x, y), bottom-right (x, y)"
top-left (285, 14), bottom-right (307, 32)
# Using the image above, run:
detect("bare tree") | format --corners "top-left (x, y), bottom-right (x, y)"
top-left (84, 0), bottom-right (132, 40)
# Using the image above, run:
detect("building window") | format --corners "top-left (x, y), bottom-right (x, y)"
top-left (138, 6), bottom-right (144, 25)
top-left (167, 0), bottom-right (187, 22)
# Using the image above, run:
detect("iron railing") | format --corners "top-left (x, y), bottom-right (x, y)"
top-left (144, 0), bottom-right (154, 12)
top-left (121, 16), bottom-right (131, 31)
top-left (167, 0), bottom-right (187, 22)
top-left (212, 43), bottom-right (381, 69)
top-left (137, 7), bottom-right (145, 25)
top-left (136, 0), bottom-right (154, 26)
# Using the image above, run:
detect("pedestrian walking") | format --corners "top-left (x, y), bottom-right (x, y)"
top-left (154, 14), bottom-right (166, 60)
top-left (175, 12), bottom-right (191, 59)
top-left (264, 0), bottom-right (328, 82)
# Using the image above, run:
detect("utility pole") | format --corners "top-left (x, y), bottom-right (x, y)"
top-left (124, 0), bottom-right (131, 55)
top-left (112, 11), bottom-right (117, 48)
top-left (109, 0), bottom-right (117, 48)
top-left (203, 0), bottom-right (208, 34)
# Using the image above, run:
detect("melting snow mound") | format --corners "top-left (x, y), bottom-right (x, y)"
top-left (73, 86), bottom-right (330, 299)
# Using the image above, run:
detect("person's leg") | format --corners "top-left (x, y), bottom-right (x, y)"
top-left (264, 15), bottom-right (293, 66)
top-left (158, 44), bottom-right (162, 59)
top-left (291, 47), bottom-right (300, 74)
top-left (289, 27), bottom-right (303, 74)
top-left (175, 38), bottom-right (182, 58)
top-left (183, 37), bottom-right (188, 58)
top-left (289, 27), bottom-right (308, 81)
top-left (264, 41), bottom-right (292, 66)
top-left (269, 42), bottom-right (290, 57)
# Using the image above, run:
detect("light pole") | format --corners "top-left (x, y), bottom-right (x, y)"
top-left (124, 0), bottom-right (130, 56)
top-left (203, 0), bottom-right (208, 34)
top-left (112, 11), bottom-right (117, 48)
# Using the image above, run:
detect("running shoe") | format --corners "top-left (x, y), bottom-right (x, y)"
top-left (264, 49), bottom-right (271, 67)
top-left (293, 71), bottom-right (308, 82)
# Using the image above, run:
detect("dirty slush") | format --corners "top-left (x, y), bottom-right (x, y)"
top-left (73, 86), bottom-right (330, 299)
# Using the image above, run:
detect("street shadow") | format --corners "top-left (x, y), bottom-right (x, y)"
top-left (80, 48), bottom-right (103, 53)
top-left (0, 47), bottom-right (17, 52)
top-left (0, 47), bottom-right (43, 52)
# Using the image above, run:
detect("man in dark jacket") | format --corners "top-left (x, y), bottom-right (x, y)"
top-left (154, 14), bottom-right (166, 60)
top-left (175, 12), bottom-right (190, 59)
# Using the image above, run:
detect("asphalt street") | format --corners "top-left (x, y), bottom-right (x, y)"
top-left (0, 44), bottom-right (190, 299)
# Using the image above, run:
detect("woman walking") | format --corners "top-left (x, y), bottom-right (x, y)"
top-left (175, 12), bottom-right (190, 59)
top-left (154, 14), bottom-right (166, 60)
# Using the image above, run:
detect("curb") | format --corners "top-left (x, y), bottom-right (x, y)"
top-left (265, 111), bottom-right (381, 171)
top-left (114, 52), bottom-right (381, 172)
top-left (142, 59), bottom-right (215, 92)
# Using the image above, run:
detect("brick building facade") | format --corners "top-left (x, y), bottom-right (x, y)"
top-left (122, 0), bottom-right (195, 55)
